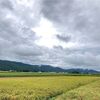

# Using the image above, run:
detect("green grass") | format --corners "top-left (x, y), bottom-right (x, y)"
top-left (0, 72), bottom-right (69, 77)
top-left (0, 72), bottom-right (99, 77)
top-left (0, 76), bottom-right (99, 100)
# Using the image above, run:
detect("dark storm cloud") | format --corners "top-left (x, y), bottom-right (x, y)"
top-left (0, 0), bottom-right (13, 10)
top-left (42, 0), bottom-right (74, 23)
top-left (56, 34), bottom-right (71, 43)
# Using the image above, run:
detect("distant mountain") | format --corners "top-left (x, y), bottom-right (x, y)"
top-left (66, 68), bottom-right (100, 74)
top-left (0, 60), bottom-right (65, 72)
top-left (0, 60), bottom-right (99, 74)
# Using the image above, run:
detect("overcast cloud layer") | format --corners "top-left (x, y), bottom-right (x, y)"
top-left (0, 0), bottom-right (100, 70)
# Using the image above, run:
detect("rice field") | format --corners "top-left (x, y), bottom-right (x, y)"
top-left (0, 75), bottom-right (99, 100)
top-left (53, 79), bottom-right (100, 100)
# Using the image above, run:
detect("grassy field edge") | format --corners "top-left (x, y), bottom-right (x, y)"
top-left (51, 79), bottom-right (100, 100)
top-left (0, 72), bottom-right (100, 77)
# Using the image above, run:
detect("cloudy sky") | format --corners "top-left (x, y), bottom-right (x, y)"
top-left (0, 0), bottom-right (100, 70)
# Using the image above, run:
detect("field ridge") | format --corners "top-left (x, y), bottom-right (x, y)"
top-left (49, 79), bottom-right (99, 100)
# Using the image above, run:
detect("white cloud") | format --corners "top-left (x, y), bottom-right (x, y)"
top-left (0, 0), bottom-right (100, 70)
top-left (32, 17), bottom-right (59, 48)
